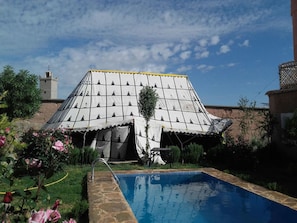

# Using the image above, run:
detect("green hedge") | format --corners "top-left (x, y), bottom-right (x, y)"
top-left (183, 143), bottom-right (204, 164)
top-left (69, 147), bottom-right (98, 165)
top-left (169, 145), bottom-right (181, 163)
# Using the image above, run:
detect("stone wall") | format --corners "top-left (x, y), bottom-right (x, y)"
top-left (19, 101), bottom-right (267, 142)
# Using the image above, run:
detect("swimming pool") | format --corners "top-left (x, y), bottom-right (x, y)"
top-left (118, 171), bottom-right (297, 223)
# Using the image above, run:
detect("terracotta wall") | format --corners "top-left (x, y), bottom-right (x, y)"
top-left (15, 100), bottom-right (64, 132)
top-left (206, 105), bottom-right (267, 141)
top-left (266, 88), bottom-right (297, 145)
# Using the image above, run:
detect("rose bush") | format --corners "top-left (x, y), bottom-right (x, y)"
top-left (14, 128), bottom-right (74, 202)
top-left (1, 129), bottom-right (76, 222)
top-left (18, 128), bottom-right (73, 178)
top-left (0, 113), bottom-right (26, 187)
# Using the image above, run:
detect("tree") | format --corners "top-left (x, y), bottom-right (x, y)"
top-left (138, 86), bottom-right (159, 162)
top-left (0, 65), bottom-right (41, 120)
top-left (237, 97), bottom-right (256, 143)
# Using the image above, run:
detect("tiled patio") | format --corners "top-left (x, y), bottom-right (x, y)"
top-left (87, 168), bottom-right (297, 223)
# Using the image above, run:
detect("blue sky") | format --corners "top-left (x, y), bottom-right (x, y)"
top-left (0, 0), bottom-right (293, 107)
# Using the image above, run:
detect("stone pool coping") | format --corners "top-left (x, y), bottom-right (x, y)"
top-left (87, 168), bottom-right (297, 222)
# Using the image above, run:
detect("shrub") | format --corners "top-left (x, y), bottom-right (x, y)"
top-left (183, 143), bottom-right (204, 164)
top-left (206, 144), bottom-right (227, 164)
top-left (69, 146), bottom-right (98, 165)
top-left (169, 145), bottom-right (181, 163)
top-left (81, 146), bottom-right (98, 164)
top-left (16, 128), bottom-right (74, 202)
top-left (69, 147), bottom-right (81, 165)
top-left (71, 199), bottom-right (89, 222)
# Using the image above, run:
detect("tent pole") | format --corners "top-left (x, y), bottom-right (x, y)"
top-left (83, 132), bottom-right (87, 147)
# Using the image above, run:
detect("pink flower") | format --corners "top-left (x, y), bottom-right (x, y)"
top-left (33, 132), bottom-right (39, 137)
top-left (62, 219), bottom-right (77, 223)
top-left (29, 210), bottom-right (47, 223)
top-left (52, 200), bottom-right (60, 210)
top-left (0, 135), bottom-right (6, 147)
top-left (52, 140), bottom-right (67, 153)
top-left (5, 127), bottom-right (10, 134)
top-left (45, 209), bottom-right (61, 223)
top-left (25, 158), bottom-right (42, 168)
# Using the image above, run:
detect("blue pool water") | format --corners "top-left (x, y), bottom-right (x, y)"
top-left (117, 171), bottom-right (297, 223)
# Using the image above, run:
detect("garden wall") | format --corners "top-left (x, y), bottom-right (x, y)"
top-left (206, 105), bottom-right (267, 142)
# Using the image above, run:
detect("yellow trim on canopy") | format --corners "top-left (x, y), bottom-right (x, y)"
top-left (89, 69), bottom-right (188, 78)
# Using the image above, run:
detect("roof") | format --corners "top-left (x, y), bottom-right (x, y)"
top-left (42, 70), bottom-right (231, 134)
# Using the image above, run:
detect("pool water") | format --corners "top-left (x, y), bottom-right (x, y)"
top-left (118, 171), bottom-right (297, 223)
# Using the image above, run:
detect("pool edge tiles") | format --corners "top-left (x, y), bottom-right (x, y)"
top-left (200, 168), bottom-right (297, 212)
top-left (87, 172), bottom-right (138, 223)
top-left (87, 168), bottom-right (297, 222)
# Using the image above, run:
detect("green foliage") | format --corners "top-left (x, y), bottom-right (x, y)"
top-left (237, 97), bottom-right (256, 142)
top-left (69, 147), bottom-right (81, 165)
top-left (266, 182), bottom-right (279, 191)
top-left (183, 143), bottom-right (204, 164)
top-left (16, 128), bottom-right (74, 203)
top-left (0, 110), bottom-right (26, 188)
top-left (206, 142), bottom-right (262, 171)
top-left (138, 86), bottom-right (159, 123)
top-left (69, 147), bottom-right (99, 165)
top-left (169, 145), bottom-right (181, 163)
top-left (257, 110), bottom-right (275, 143)
top-left (206, 143), bottom-right (227, 163)
top-left (19, 129), bottom-right (73, 178)
top-left (71, 199), bottom-right (89, 221)
top-left (0, 114), bottom-right (25, 157)
top-left (0, 65), bottom-right (41, 119)
top-left (138, 86), bottom-right (159, 162)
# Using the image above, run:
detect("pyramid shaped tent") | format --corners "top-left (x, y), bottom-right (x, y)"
top-left (43, 70), bottom-right (231, 162)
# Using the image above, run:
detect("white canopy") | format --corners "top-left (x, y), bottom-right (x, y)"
top-left (43, 70), bottom-right (231, 161)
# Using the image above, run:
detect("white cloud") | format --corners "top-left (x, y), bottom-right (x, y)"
top-left (199, 39), bottom-right (208, 47)
top-left (217, 45), bottom-right (231, 54)
top-left (0, 0), bottom-right (288, 58)
top-left (239, 39), bottom-right (249, 47)
top-left (196, 50), bottom-right (210, 59)
top-left (227, 63), bottom-right (236, 67)
top-left (0, 0), bottom-right (291, 103)
top-left (180, 51), bottom-right (191, 60)
top-left (197, 64), bottom-right (214, 72)
top-left (177, 65), bottom-right (192, 73)
top-left (22, 40), bottom-right (191, 98)
top-left (210, 35), bottom-right (220, 45)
